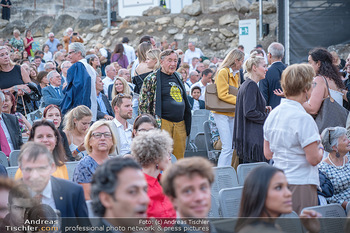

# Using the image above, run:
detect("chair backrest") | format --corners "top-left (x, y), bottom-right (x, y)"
top-left (219, 186), bottom-right (243, 217)
top-left (203, 121), bottom-right (220, 161)
top-left (208, 193), bottom-right (220, 218)
top-left (211, 166), bottom-right (239, 209)
top-left (194, 133), bottom-right (206, 151)
top-left (203, 121), bottom-right (214, 151)
top-left (211, 218), bottom-right (238, 233)
top-left (65, 161), bottom-right (79, 181)
top-left (237, 162), bottom-right (269, 185)
top-left (301, 204), bottom-right (346, 233)
top-left (193, 109), bottom-right (210, 117)
top-left (188, 114), bottom-right (208, 142)
top-left (0, 151), bottom-right (9, 167)
top-left (6, 166), bottom-right (19, 178)
top-left (9, 150), bottom-right (20, 166)
top-left (277, 211), bottom-right (304, 233)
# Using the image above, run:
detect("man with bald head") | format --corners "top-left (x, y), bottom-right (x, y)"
top-left (259, 42), bottom-right (287, 109)
top-left (184, 42), bottom-right (204, 65)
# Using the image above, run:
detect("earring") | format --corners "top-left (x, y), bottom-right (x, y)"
top-left (336, 149), bottom-right (340, 158)
top-left (156, 164), bottom-right (159, 170)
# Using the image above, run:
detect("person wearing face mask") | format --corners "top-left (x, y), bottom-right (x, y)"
top-left (264, 64), bottom-right (324, 214)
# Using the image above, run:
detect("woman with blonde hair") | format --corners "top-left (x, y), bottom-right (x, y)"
top-left (73, 120), bottom-right (117, 200)
top-left (233, 52), bottom-right (269, 163)
top-left (63, 105), bottom-right (93, 159)
top-left (9, 29), bottom-right (24, 52)
top-left (132, 42), bottom-right (153, 116)
top-left (146, 48), bottom-right (161, 71)
top-left (264, 64), bottom-right (323, 214)
top-left (212, 48), bottom-right (244, 167)
top-left (110, 76), bottom-right (131, 100)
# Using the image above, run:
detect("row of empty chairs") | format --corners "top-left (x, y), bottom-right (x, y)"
top-left (210, 162), bottom-right (269, 217)
top-left (0, 150), bottom-right (20, 167)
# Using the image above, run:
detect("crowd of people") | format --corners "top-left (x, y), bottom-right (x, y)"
top-left (0, 26), bottom-right (350, 233)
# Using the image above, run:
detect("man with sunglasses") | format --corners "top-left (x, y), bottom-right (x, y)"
top-left (139, 49), bottom-right (191, 160)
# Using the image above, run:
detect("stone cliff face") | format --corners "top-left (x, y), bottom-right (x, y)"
top-left (1, 0), bottom-right (280, 58)
top-left (1, 0), bottom-right (348, 60)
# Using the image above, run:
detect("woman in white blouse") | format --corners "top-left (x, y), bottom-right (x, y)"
top-left (263, 64), bottom-right (323, 214)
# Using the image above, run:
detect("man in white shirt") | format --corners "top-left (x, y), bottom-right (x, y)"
top-left (191, 68), bottom-right (214, 101)
top-left (110, 94), bottom-right (133, 156)
top-left (189, 57), bottom-right (199, 73)
top-left (183, 42), bottom-right (204, 64)
top-left (186, 70), bottom-right (200, 87)
top-left (102, 64), bottom-right (117, 97)
top-left (122, 37), bottom-right (136, 65)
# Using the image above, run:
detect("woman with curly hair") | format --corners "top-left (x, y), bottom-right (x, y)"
top-left (131, 129), bottom-right (176, 220)
top-left (303, 48), bottom-right (347, 114)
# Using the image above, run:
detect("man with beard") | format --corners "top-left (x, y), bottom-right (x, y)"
top-left (90, 157), bottom-right (149, 231)
top-left (110, 94), bottom-right (133, 156)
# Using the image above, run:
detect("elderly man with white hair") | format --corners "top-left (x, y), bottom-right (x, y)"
top-left (183, 42), bottom-right (204, 65)
top-left (42, 70), bottom-right (63, 107)
top-left (45, 32), bottom-right (60, 54)
top-left (60, 42), bottom-right (97, 121)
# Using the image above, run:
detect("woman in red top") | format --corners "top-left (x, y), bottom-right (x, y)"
top-left (131, 128), bottom-right (176, 221)
top-left (23, 29), bottom-right (33, 57)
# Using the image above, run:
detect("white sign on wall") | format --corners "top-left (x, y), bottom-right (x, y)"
top-left (239, 19), bottom-right (257, 54)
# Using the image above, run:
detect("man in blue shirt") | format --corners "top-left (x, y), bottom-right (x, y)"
top-left (45, 32), bottom-right (60, 54)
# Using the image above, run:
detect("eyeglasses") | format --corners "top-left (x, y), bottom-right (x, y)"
top-left (91, 132), bottom-right (112, 139)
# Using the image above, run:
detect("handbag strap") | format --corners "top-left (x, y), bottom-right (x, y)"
top-left (320, 76), bottom-right (335, 102)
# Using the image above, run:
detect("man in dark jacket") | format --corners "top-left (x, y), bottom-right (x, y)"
top-left (259, 42), bottom-right (287, 109)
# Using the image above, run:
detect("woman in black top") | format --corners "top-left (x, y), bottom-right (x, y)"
top-left (233, 52), bottom-right (270, 163)
top-left (0, 46), bottom-right (31, 91)
top-left (132, 42), bottom-right (153, 94)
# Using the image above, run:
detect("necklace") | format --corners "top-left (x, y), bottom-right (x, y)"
top-left (328, 155), bottom-right (345, 169)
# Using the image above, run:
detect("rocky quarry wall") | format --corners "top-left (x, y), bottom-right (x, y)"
top-left (0, 0), bottom-right (348, 60)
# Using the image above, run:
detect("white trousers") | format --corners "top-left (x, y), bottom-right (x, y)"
top-left (213, 113), bottom-right (234, 167)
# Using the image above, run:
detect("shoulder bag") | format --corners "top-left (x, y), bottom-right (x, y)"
top-left (315, 76), bottom-right (348, 134)
top-left (205, 71), bottom-right (238, 112)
